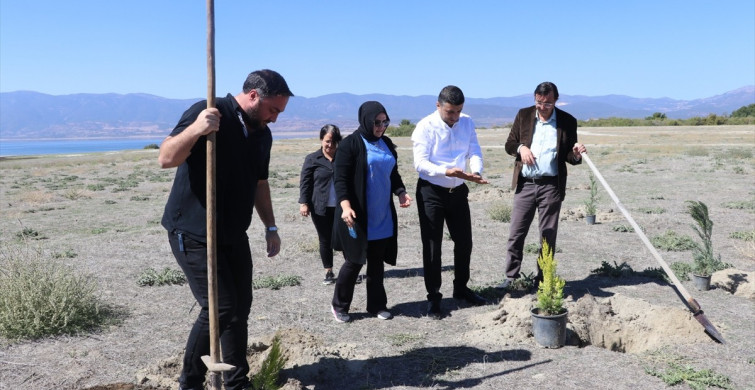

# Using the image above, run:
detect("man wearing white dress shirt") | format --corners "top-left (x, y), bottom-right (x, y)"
top-left (412, 85), bottom-right (489, 320)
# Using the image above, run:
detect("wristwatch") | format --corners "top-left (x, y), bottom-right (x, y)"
top-left (266, 226), bottom-right (278, 233)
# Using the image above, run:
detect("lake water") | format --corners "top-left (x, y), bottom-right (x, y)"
top-left (0, 138), bottom-right (165, 157)
top-left (0, 134), bottom-right (310, 157)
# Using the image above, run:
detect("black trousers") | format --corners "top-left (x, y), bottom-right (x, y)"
top-left (416, 179), bottom-right (473, 303)
top-left (332, 238), bottom-right (389, 314)
top-left (310, 207), bottom-right (335, 269)
top-left (168, 231), bottom-right (252, 390)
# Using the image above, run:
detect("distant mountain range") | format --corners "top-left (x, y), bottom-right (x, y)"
top-left (1, 86), bottom-right (753, 139)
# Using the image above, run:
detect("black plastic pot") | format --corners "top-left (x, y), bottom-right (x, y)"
top-left (531, 308), bottom-right (568, 348)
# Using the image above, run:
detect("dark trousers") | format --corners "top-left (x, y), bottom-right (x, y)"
top-left (416, 179), bottom-right (473, 303)
top-left (168, 231), bottom-right (253, 390)
top-left (332, 238), bottom-right (389, 314)
top-left (311, 207), bottom-right (335, 269)
top-left (504, 179), bottom-right (562, 282)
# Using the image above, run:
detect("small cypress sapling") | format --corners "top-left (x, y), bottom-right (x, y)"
top-left (536, 240), bottom-right (566, 316)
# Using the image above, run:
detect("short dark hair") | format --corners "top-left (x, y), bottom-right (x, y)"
top-left (242, 69), bottom-right (294, 97)
top-left (438, 85), bottom-right (465, 105)
top-left (319, 124), bottom-right (342, 144)
top-left (534, 82), bottom-right (559, 100)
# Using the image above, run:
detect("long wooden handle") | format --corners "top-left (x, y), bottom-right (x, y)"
top-left (581, 154), bottom-right (700, 312)
top-left (204, 0), bottom-right (223, 375)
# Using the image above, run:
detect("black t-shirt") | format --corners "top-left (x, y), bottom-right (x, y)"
top-left (161, 93), bottom-right (272, 244)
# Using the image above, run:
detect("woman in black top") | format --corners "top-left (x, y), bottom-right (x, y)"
top-left (299, 124), bottom-right (342, 284)
top-left (329, 101), bottom-right (412, 323)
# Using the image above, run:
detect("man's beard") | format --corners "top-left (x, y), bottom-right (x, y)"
top-left (243, 107), bottom-right (264, 130)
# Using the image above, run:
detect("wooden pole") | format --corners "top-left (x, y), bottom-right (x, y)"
top-left (202, 1), bottom-right (235, 389)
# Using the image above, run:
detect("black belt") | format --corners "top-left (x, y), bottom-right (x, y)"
top-left (420, 178), bottom-right (463, 193)
top-left (519, 175), bottom-right (557, 184)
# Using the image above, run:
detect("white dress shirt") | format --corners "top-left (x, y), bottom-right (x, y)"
top-left (412, 110), bottom-right (483, 188)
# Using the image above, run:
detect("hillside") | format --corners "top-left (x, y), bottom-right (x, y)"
top-left (0, 86), bottom-right (753, 139)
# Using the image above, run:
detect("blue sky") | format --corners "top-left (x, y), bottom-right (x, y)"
top-left (1, 0), bottom-right (753, 100)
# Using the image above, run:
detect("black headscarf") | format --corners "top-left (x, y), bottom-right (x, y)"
top-left (357, 101), bottom-right (389, 143)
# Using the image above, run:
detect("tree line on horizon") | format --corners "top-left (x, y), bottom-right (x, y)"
top-left (386, 104), bottom-right (755, 136)
top-left (578, 103), bottom-right (755, 127)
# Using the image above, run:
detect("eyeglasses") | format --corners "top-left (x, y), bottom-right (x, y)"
top-left (535, 101), bottom-right (555, 108)
top-left (373, 120), bottom-right (390, 128)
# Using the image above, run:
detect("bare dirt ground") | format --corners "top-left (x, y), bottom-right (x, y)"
top-left (1, 125), bottom-right (754, 390)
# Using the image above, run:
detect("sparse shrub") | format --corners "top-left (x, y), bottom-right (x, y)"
top-left (91, 228), bottom-right (108, 234)
top-left (469, 285), bottom-right (502, 301)
top-left (387, 332), bottom-right (424, 347)
top-left (87, 183), bottom-right (106, 191)
top-left (130, 195), bottom-right (150, 201)
top-left (15, 227), bottom-right (47, 241)
top-left (591, 261), bottom-right (633, 278)
top-left (104, 200), bottom-right (117, 205)
top-left (729, 230), bottom-right (755, 241)
top-left (253, 275), bottom-right (301, 290)
top-left (495, 272), bottom-right (536, 291)
top-left (63, 188), bottom-right (89, 200)
top-left (722, 200), bottom-right (755, 210)
top-left (250, 336), bottom-right (287, 390)
top-left (0, 246), bottom-right (106, 340)
top-left (487, 202), bottom-right (512, 222)
top-left (525, 242), bottom-right (561, 254)
top-left (651, 230), bottom-right (696, 251)
top-left (646, 362), bottom-right (733, 390)
top-left (136, 267), bottom-right (186, 287)
top-left (637, 207), bottom-right (665, 214)
top-left (670, 262), bottom-right (692, 281)
top-left (612, 224), bottom-right (635, 232)
top-left (52, 249), bottom-right (77, 259)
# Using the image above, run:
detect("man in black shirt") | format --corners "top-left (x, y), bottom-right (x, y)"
top-left (159, 69), bottom-right (293, 390)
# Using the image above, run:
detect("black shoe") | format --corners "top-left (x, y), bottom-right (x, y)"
top-left (453, 289), bottom-right (489, 306)
top-left (323, 271), bottom-right (335, 285)
top-left (427, 301), bottom-right (442, 320)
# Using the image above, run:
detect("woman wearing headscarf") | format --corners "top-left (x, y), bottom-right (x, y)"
top-left (330, 101), bottom-right (412, 323)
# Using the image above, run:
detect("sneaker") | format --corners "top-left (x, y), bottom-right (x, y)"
top-left (376, 310), bottom-right (392, 320)
top-left (355, 274), bottom-right (365, 284)
top-left (495, 278), bottom-right (515, 290)
top-left (426, 301), bottom-right (442, 320)
top-left (331, 306), bottom-right (350, 323)
top-left (323, 271), bottom-right (335, 285)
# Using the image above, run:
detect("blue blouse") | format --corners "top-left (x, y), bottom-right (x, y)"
top-left (362, 135), bottom-right (395, 240)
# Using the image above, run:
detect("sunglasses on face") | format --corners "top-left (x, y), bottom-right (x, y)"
top-left (373, 120), bottom-right (390, 128)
